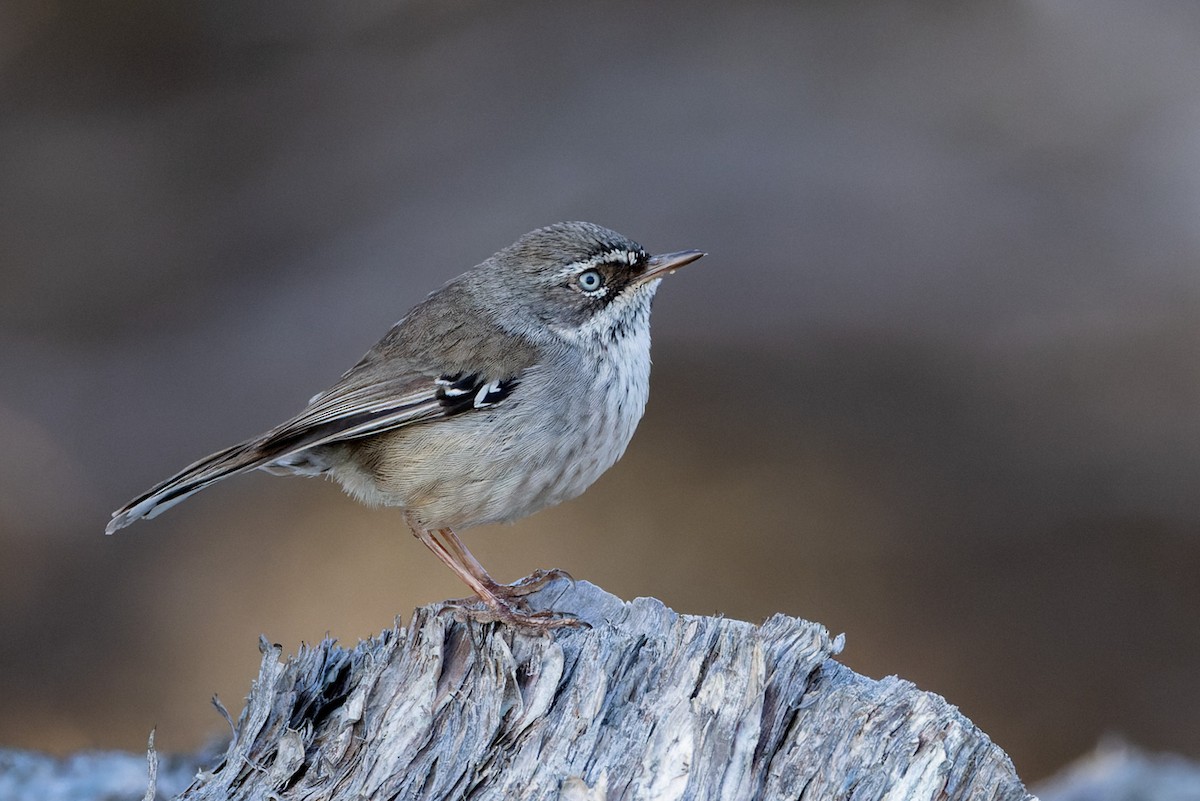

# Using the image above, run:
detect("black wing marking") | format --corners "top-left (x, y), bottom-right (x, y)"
top-left (436, 373), bottom-right (519, 416)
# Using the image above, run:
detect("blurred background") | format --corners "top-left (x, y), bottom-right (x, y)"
top-left (1, 0), bottom-right (1198, 784)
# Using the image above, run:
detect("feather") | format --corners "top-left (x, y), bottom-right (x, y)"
top-left (106, 368), bottom-right (519, 534)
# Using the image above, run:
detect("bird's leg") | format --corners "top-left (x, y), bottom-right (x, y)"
top-left (406, 518), bottom-right (580, 630)
top-left (433, 527), bottom-right (571, 599)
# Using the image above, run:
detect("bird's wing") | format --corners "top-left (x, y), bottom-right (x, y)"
top-left (106, 367), bottom-right (523, 534)
top-left (108, 282), bottom-right (542, 536)
top-left (257, 372), bottom-right (447, 453)
top-left (257, 367), bottom-right (521, 453)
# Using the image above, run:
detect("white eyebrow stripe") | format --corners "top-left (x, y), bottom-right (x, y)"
top-left (554, 249), bottom-right (645, 279)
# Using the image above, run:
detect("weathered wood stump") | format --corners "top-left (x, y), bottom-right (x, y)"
top-left (169, 578), bottom-right (1031, 800)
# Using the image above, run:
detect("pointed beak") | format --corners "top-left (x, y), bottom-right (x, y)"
top-left (638, 249), bottom-right (705, 283)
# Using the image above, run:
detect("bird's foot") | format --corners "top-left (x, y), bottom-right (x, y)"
top-left (441, 568), bottom-right (590, 633)
top-left (483, 568), bottom-right (574, 599)
top-left (446, 568), bottom-right (574, 606)
top-left (437, 591), bottom-right (587, 632)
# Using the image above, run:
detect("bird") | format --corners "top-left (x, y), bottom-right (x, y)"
top-left (107, 221), bottom-right (704, 629)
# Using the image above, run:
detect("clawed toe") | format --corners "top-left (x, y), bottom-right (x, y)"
top-left (436, 597), bottom-right (588, 632)
top-left (485, 568), bottom-right (574, 599)
top-left (447, 569), bottom-right (573, 605)
top-left (411, 527), bottom-right (582, 631)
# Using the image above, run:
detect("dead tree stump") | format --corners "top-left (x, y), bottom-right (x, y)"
top-left (171, 578), bottom-right (1032, 800)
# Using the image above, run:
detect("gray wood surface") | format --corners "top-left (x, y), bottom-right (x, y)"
top-left (173, 578), bottom-right (1031, 800)
top-left (0, 579), bottom-right (1037, 800)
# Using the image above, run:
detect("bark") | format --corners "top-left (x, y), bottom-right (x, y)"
top-left (0, 578), bottom-right (1036, 800)
top-left (176, 578), bottom-right (1031, 800)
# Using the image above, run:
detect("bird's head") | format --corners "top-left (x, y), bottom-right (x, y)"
top-left (473, 221), bottom-right (704, 343)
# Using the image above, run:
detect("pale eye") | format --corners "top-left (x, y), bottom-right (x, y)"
top-left (577, 269), bottom-right (605, 292)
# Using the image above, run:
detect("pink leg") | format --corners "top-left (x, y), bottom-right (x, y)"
top-left (405, 515), bottom-right (580, 631)
top-left (433, 527), bottom-right (571, 599)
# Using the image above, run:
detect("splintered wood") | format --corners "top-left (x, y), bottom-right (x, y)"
top-left (175, 579), bottom-right (1032, 800)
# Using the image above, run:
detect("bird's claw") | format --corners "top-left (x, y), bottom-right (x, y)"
top-left (486, 568), bottom-right (574, 599)
top-left (436, 596), bottom-right (588, 632)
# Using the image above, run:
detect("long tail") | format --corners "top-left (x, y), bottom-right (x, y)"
top-left (107, 368), bottom-right (445, 534)
top-left (106, 439), bottom-right (279, 534)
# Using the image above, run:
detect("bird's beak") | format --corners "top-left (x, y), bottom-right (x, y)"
top-left (637, 249), bottom-right (706, 283)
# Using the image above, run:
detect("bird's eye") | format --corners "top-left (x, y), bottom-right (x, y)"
top-left (576, 269), bottom-right (605, 292)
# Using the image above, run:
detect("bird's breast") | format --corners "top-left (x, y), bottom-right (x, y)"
top-left (344, 325), bottom-right (655, 530)
top-left (470, 326), bottom-right (654, 526)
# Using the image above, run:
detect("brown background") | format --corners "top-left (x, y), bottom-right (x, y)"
top-left (2, 0), bottom-right (1199, 783)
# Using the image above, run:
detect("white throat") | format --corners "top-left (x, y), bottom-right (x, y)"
top-left (551, 277), bottom-right (661, 347)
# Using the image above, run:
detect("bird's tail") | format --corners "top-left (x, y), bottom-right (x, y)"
top-left (106, 439), bottom-right (277, 534)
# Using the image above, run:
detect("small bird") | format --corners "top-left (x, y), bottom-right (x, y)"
top-left (108, 222), bottom-right (703, 629)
